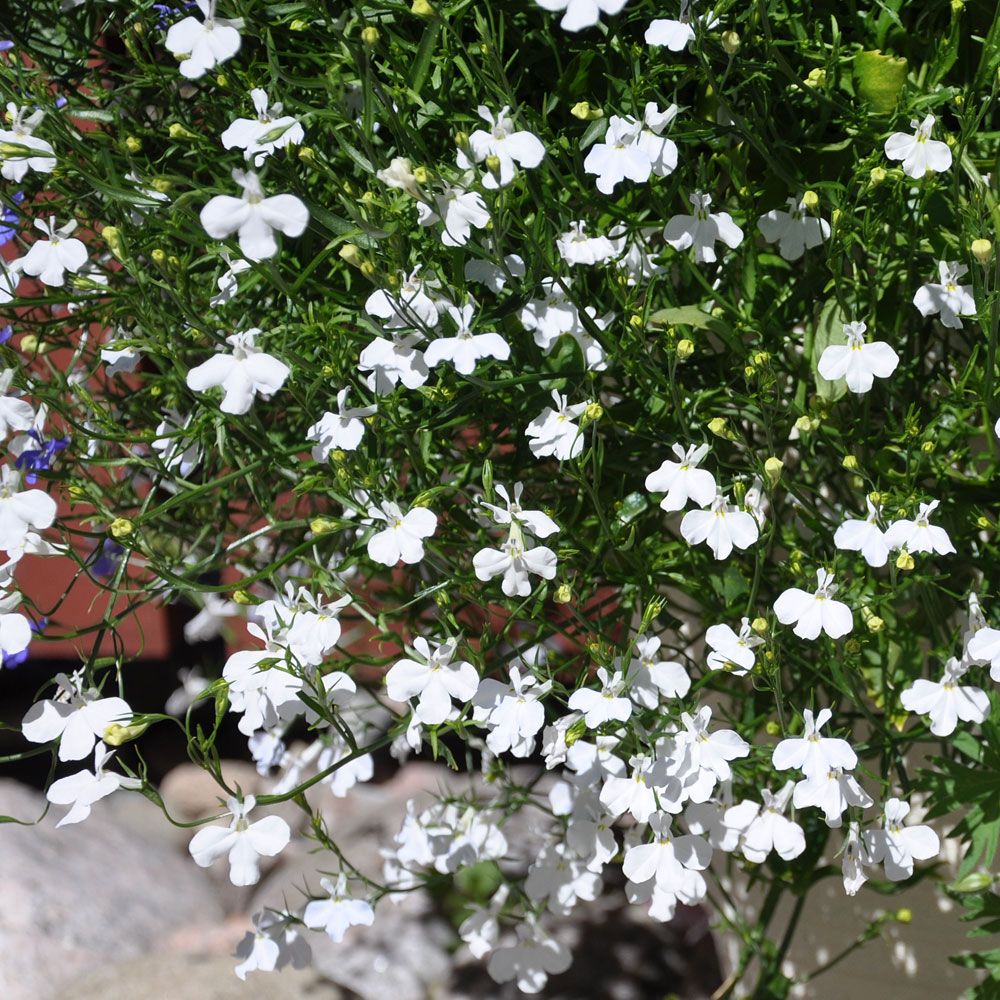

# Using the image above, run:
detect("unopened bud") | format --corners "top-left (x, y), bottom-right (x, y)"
top-left (19, 334), bottom-right (41, 354)
top-left (765, 720), bottom-right (781, 736)
top-left (845, 639), bottom-right (861, 654)
top-left (805, 67), bottom-right (826, 88)
top-left (101, 226), bottom-right (122, 258)
top-left (866, 615), bottom-right (885, 633)
top-left (751, 617), bottom-right (768, 635)
top-left (310, 517), bottom-right (337, 535)
top-left (802, 190), bottom-right (819, 210)
top-left (168, 122), bottom-right (197, 141)
top-left (151, 178), bottom-right (172, 193)
top-left (870, 166), bottom-right (887, 186)
top-left (360, 261), bottom-right (377, 278)
top-left (454, 130), bottom-right (469, 148)
top-left (411, 0), bottom-right (434, 16)
top-left (721, 30), bottom-right (740, 55)
top-left (125, 135), bottom-right (142, 152)
top-left (583, 402), bottom-right (604, 422)
top-left (794, 415), bottom-right (813, 433)
top-left (232, 589), bottom-right (253, 605)
top-left (110, 517), bottom-right (134, 538)
top-left (297, 146), bottom-right (316, 164)
top-left (764, 456), bottom-right (783, 486)
top-left (339, 243), bottom-right (363, 267)
top-left (896, 908), bottom-right (912, 924)
top-left (842, 454), bottom-right (858, 470)
top-left (485, 154), bottom-right (502, 175)
top-left (361, 25), bottom-right (380, 45)
top-left (104, 721), bottom-right (149, 746)
top-left (977, 515), bottom-right (991, 529)
top-left (554, 583), bottom-right (572, 604)
top-left (972, 238), bottom-right (993, 264)
top-left (676, 338), bottom-right (694, 359)
top-left (215, 73), bottom-right (227, 87)
top-left (920, 440), bottom-right (934, 454)
top-left (628, 314), bottom-right (644, 331)
top-left (413, 165), bottom-right (431, 184)
top-left (708, 417), bottom-right (728, 438)
top-left (896, 551), bottom-right (915, 571)
top-left (289, 18), bottom-right (308, 30)
top-left (570, 101), bottom-right (603, 121)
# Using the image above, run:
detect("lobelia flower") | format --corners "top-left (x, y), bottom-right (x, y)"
top-left (863, 797), bottom-right (940, 881)
top-left (841, 822), bottom-right (870, 896)
top-left (674, 705), bottom-right (750, 791)
top-left (307, 388), bottom-right (376, 459)
top-left (556, 221), bottom-right (616, 266)
top-left (386, 636), bottom-right (479, 726)
top-left (20, 217), bottom-right (88, 288)
top-left (222, 622), bottom-right (303, 735)
top-left (627, 634), bottom-right (690, 707)
top-left (417, 183), bottom-right (489, 247)
top-left (358, 331), bottom-right (429, 395)
top-left (533, 0), bottom-right (630, 33)
top-left (792, 767), bottom-right (873, 827)
top-left (480, 482), bottom-right (560, 539)
top-left (473, 523), bottom-right (558, 597)
top-left (525, 841), bottom-right (602, 915)
top-left (365, 267), bottom-right (441, 330)
top-left (520, 279), bottom-right (611, 370)
top-left (234, 910), bottom-right (312, 981)
top-left (186, 329), bottom-right (289, 415)
top-left (0, 369), bottom-right (34, 440)
top-left (663, 191), bottom-right (744, 263)
top-left (884, 499), bottom-right (956, 556)
top-left (817, 320), bottom-right (899, 394)
top-left (645, 0), bottom-right (716, 51)
top-left (188, 794), bottom-right (290, 886)
top-left (637, 102), bottom-right (680, 176)
top-left (525, 390), bottom-right (591, 461)
top-left (610, 224), bottom-right (665, 286)
top-left (473, 664), bottom-right (549, 757)
top-left (727, 782), bottom-right (806, 862)
top-left (152, 409), bottom-right (202, 479)
top-left (622, 812), bottom-right (712, 893)
top-left (900, 657), bottom-right (989, 737)
top-left (424, 302), bottom-right (511, 375)
top-left (376, 156), bottom-right (421, 197)
top-left (365, 499), bottom-right (437, 566)
top-left (774, 569), bottom-right (853, 640)
top-left (645, 443), bottom-right (717, 512)
top-left (884, 114), bottom-right (952, 179)
top-left (0, 579), bottom-right (33, 663)
top-left (583, 116), bottom-right (650, 194)
top-left (0, 193), bottom-right (22, 247)
top-left (567, 666), bottom-right (633, 728)
top-left (913, 261), bottom-right (977, 329)
top-left (757, 195), bottom-right (831, 261)
top-left (834, 498), bottom-right (890, 568)
top-left (967, 621), bottom-right (1000, 681)
top-left (221, 88), bottom-right (304, 166)
top-left (164, 0), bottom-right (242, 80)
top-left (705, 617), bottom-right (764, 675)
top-left (0, 258), bottom-right (21, 305)
top-left (211, 253), bottom-right (252, 306)
top-left (21, 671), bottom-right (132, 762)
top-left (487, 919), bottom-right (571, 994)
top-left (465, 252), bottom-right (526, 294)
top-left (100, 343), bottom-right (141, 377)
top-left (459, 884), bottom-right (508, 958)
top-left (772, 707), bottom-right (857, 779)
top-left (45, 742), bottom-right (140, 827)
top-left (1, 104), bottom-right (56, 181)
top-left (458, 105), bottom-right (545, 189)
top-left (600, 753), bottom-right (660, 823)
top-left (200, 169), bottom-right (308, 262)
top-left (680, 493), bottom-right (759, 560)
top-left (0, 465), bottom-right (57, 555)
top-left (303, 874), bottom-right (375, 942)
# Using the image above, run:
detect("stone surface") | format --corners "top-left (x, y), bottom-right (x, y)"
top-left (69, 953), bottom-right (343, 1000)
top-left (0, 779), bottom-right (225, 1000)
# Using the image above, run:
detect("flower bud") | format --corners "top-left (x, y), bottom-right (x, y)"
top-left (708, 416), bottom-right (728, 437)
top-left (151, 178), bottom-right (172, 193)
top-left (570, 101), bottom-right (603, 121)
top-left (972, 238), bottom-right (993, 264)
top-left (920, 440), bottom-right (934, 454)
top-left (842, 454), bottom-right (858, 470)
top-left (744, 365), bottom-right (756, 378)
top-left (753, 351), bottom-right (769, 365)
top-left (554, 583), bottom-right (572, 604)
top-left (110, 517), bottom-right (134, 539)
top-left (310, 517), bottom-right (337, 535)
top-left (454, 130), bottom-right (469, 149)
top-left (232, 589), bottom-right (253, 605)
top-left (794, 415), bottom-right (813, 433)
top-left (895, 908), bottom-right (912, 924)
top-left (360, 261), bottom-right (377, 278)
top-left (950, 0), bottom-right (964, 10)
top-left (765, 720), bottom-right (781, 736)
top-left (583, 402), bottom-right (604, 422)
top-left (104, 721), bottom-right (149, 746)
top-left (868, 490), bottom-right (882, 506)
top-left (19, 334), bottom-right (41, 354)
top-left (896, 551), bottom-right (915, 571)
top-left (289, 18), bottom-right (308, 30)
top-left (764, 456), bottom-right (783, 486)
top-left (413, 165), bottom-right (431, 184)
top-left (751, 617), bottom-right (768, 635)
top-left (804, 67), bottom-right (826, 88)
top-left (721, 30), bottom-right (740, 55)
top-left (676, 338), bottom-right (694, 359)
top-left (802, 190), bottom-right (820, 211)
top-left (361, 26), bottom-right (380, 45)
top-left (628, 314), bottom-right (644, 331)
top-left (411, 0), bottom-right (435, 16)
top-left (215, 73), bottom-right (227, 87)
top-left (869, 166), bottom-right (887, 185)
top-left (101, 226), bottom-right (123, 259)
top-left (565, 717), bottom-right (588, 747)
top-left (168, 122), bottom-right (197, 141)
top-left (845, 639), bottom-right (861, 654)
top-left (977, 515), bottom-right (991, 529)
top-left (339, 243), bottom-right (363, 267)
top-left (732, 481), bottom-right (746, 504)
top-left (298, 146), bottom-right (316, 164)
top-left (485, 154), bottom-right (502, 175)
top-left (125, 135), bottom-right (142, 152)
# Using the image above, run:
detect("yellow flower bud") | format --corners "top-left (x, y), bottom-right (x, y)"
top-left (215, 73), bottom-right (227, 87)
top-left (866, 615), bottom-right (885, 633)
top-left (721, 30), bottom-right (741, 55)
top-left (103, 721), bottom-right (149, 746)
top-left (896, 908), bottom-right (912, 924)
top-left (454, 130), bottom-right (469, 148)
top-left (289, 18), bottom-right (308, 30)
top-left (869, 166), bottom-right (887, 186)
top-left (339, 243), bottom-right (363, 267)
top-left (151, 177), bottom-right (172, 194)
top-left (744, 365), bottom-right (756, 378)
top-left (753, 351), bottom-right (769, 366)
top-left (676, 338), bottom-right (694, 359)
top-left (972, 238), bottom-right (993, 264)
top-left (570, 101), bottom-right (603, 121)
top-left (133, 21), bottom-right (145, 35)
top-left (232, 589), bottom-right (253, 605)
top-left (485, 154), bottom-right (502, 174)
top-left (101, 226), bottom-right (122, 258)
top-left (19, 334), bottom-right (41, 354)
top-left (359, 261), bottom-right (377, 278)
top-left (628, 314), bottom-right (644, 331)
top-left (110, 517), bottom-right (134, 539)
top-left (298, 146), bottom-right (316, 164)
top-left (554, 583), bottom-right (572, 604)
top-left (764, 456), bottom-right (783, 486)
top-left (584, 402), bottom-right (604, 422)
top-left (125, 135), bottom-right (142, 153)
top-left (765, 720), bottom-right (781, 736)
top-left (708, 417), bottom-right (729, 437)
top-left (310, 517), bottom-right (338, 535)
top-left (842, 455), bottom-right (858, 470)
top-left (361, 26), bottom-right (380, 45)
top-left (150, 248), bottom-right (166, 266)
top-left (896, 551), bottom-right (915, 571)
top-left (977, 515), bottom-right (991, 528)
top-left (150, 385), bottom-right (162, 397)
top-left (411, 0), bottom-right (434, 16)
top-left (413, 165), bottom-right (431, 184)
top-left (751, 617), bottom-right (768, 635)
top-left (804, 67), bottom-right (826, 88)
top-left (168, 123), bottom-right (197, 141)
top-left (868, 490), bottom-right (882, 506)
top-left (920, 440), bottom-right (934, 454)
top-left (845, 639), bottom-right (861, 654)
top-left (802, 190), bottom-right (820, 211)
top-left (794, 415), bottom-right (813, 433)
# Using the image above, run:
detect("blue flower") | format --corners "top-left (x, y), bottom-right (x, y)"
top-left (2, 617), bottom-right (45, 669)
top-left (0, 192), bottom-right (24, 247)
top-left (14, 430), bottom-right (69, 484)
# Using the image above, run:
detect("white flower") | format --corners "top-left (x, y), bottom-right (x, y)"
top-left (100, 343), bottom-right (141, 377)
top-left (377, 156), bottom-right (420, 197)
top-left (863, 797), bottom-right (940, 881)
top-left (473, 525), bottom-right (558, 597)
top-left (418, 184), bottom-right (489, 247)
top-left (22, 671), bottom-right (132, 762)
top-left (674, 705), bottom-right (750, 788)
top-left (534, 0), bottom-right (630, 33)
top-left (0, 258), bottom-right (21, 305)
top-left (520, 279), bottom-right (610, 369)
top-left (772, 707), bottom-right (857, 779)
top-left (583, 115), bottom-right (650, 195)
top-left (365, 268), bottom-right (441, 330)
top-left (210, 253), bottom-right (252, 306)
top-left (465, 253), bottom-right (526, 293)
top-left (645, 2), bottom-right (716, 51)
top-left (901, 657), bottom-right (989, 737)
top-left (637, 102), bottom-right (679, 177)
top-left (358, 331), bottom-right (429, 395)
top-left (480, 482), bottom-right (560, 539)
top-left (610, 225), bottom-right (665, 286)
top-left (424, 302), bottom-right (510, 375)
top-left (556, 221), bottom-right (616, 266)
top-left (792, 767), bottom-right (873, 827)
top-left (833, 498), bottom-right (890, 568)
top-left (663, 191), bottom-right (744, 263)
top-left (386, 636), bottom-right (479, 726)
top-left (303, 874), bottom-right (375, 942)
top-left (20, 217), bottom-right (88, 288)
top-left (567, 666), bottom-right (632, 728)
top-left (645, 443), bottom-right (716, 512)
top-left (459, 105), bottom-right (545, 189)
top-left (913, 261), bottom-right (976, 328)
top-left (884, 114), bottom-right (952, 179)
top-left (365, 499), bottom-right (437, 566)
top-left (459, 885), bottom-right (508, 958)
top-left (0, 583), bottom-right (32, 661)
top-left (487, 919), bottom-right (571, 994)
top-left (222, 623), bottom-right (302, 735)
top-left (627, 634), bottom-right (690, 707)
top-left (757, 195), bottom-right (830, 261)
top-left (152, 409), bottom-right (202, 479)
top-left (200, 169), bottom-right (308, 262)
top-left (307, 388), bottom-right (376, 459)
top-left (186, 329), bottom-right (289, 415)
top-left (0, 369), bottom-right (34, 440)
top-left (525, 841), bottom-right (602, 915)
top-left (473, 664), bottom-right (548, 758)
top-left (774, 569), bottom-right (853, 640)
top-left (600, 754), bottom-right (659, 823)
top-left (188, 794), bottom-right (290, 886)
top-left (525, 390), bottom-right (590, 461)
top-left (0, 465), bottom-right (57, 557)
top-left (728, 783), bottom-right (806, 862)
top-left (884, 499), bottom-right (956, 556)
top-left (221, 88), bottom-right (303, 166)
top-left (680, 493), bottom-right (759, 560)
top-left (705, 617), bottom-right (763, 675)
top-left (817, 320), bottom-right (899, 394)
top-left (165, 0), bottom-right (242, 80)
top-left (234, 911), bottom-right (312, 981)
top-left (0, 103), bottom-right (56, 181)
top-left (622, 812), bottom-right (712, 893)
top-left (967, 623), bottom-right (1000, 681)
top-left (45, 742), bottom-right (139, 827)
top-left (841, 822), bottom-right (869, 895)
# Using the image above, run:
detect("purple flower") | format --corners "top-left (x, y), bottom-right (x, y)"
top-left (0, 41), bottom-right (14, 54)
top-left (2, 617), bottom-right (45, 669)
top-left (14, 430), bottom-right (69, 484)
top-left (0, 193), bottom-right (24, 247)
top-left (90, 540), bottom-right (123, 578)
top-left (0, 326), bottom-right (12, 345)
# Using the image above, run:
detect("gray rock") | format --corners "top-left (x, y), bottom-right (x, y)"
top-left (0, 779), bottom-right (225, 1000)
